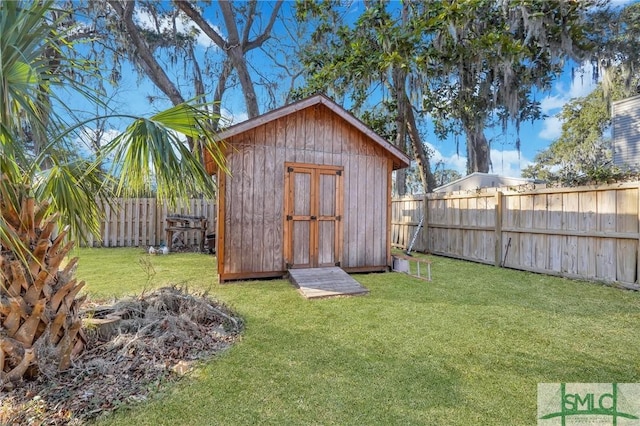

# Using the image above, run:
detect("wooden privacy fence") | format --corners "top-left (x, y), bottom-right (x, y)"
top-left (83, 198), bottom-right (216, 248)
top-left (392, 182), bottom-right (640, 289)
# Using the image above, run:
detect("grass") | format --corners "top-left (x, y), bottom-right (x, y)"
top-left (73, 247), bottom-right (219, 299)
top-left (72, 248), bottom-right (640, 425)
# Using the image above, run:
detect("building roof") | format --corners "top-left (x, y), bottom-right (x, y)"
top-left (433, 172), bottom-right (536, 193)
top-left (215, 94), bottom-right (411, 170)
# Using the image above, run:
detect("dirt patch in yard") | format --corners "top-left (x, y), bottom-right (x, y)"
top-left (1, 286), bottom-right (243, 425)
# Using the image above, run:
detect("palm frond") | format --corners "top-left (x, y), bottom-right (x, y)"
top-left (33, 160), bottom-right (111, 243)
top-left (0, 1), bottom-right (228, 256)
top-left (104, 103), bottom-right (226, 207)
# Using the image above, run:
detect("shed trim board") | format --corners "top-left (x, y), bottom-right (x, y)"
top-left (216, 169), bottom-right (227, 278)
top-left (214, 94), bottom-right (408, 282)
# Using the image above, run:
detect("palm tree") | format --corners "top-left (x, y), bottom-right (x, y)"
top-left (0, 1), bottom-right (225, 385)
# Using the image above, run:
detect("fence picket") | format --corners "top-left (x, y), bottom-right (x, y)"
top-left (392, 182), bottom-right (640, 289)
top-left (79, 198), bottom-right (216, 250)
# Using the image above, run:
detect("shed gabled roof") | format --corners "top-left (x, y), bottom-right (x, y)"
top-left (215, 94), bottom-right (411, 170)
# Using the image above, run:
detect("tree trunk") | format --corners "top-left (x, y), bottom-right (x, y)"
top-left (212, 59), bottom-right (234, 129)
top-left (177, 0), bottom-right (283, 119)
top-left (108, 1), bottom-right (185, 107)
top-left (218, 1), bottom-right (260, 118)
top-left (394, 67), bottom-right (408, 196)
top-left (464, 123), bottom-right (491, 174)
top-left (405, 100), bottom-right (435, 192)
top-left (227, 47), bottom-right (260, 118)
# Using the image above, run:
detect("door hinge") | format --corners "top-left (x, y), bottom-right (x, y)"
top-left (336, 215), bottom-right (342, 221)
top-left (286, 215), bottom-right (293, 221)
top-left (336, 170), bottom-right (342, 176)
top-left (287, 166), bottom-right (294, 173)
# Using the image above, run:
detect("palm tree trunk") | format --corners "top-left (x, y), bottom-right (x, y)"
top-left (1, 194), bottom-right (86, 386)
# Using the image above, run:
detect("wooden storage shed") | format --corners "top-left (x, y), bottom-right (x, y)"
top-left (205, 94), bottom-right (411, 282)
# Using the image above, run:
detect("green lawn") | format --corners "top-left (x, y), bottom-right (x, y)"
top-left (74, 248), bottom-right (640, 425)
top-left (74, 247), bottom-right (219, 300)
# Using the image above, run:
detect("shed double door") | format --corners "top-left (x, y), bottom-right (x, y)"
top-left (285, 163), bottom-right (343, 269)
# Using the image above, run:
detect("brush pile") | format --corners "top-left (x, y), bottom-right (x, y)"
top-left (1, 286), bottom-right (242, 425)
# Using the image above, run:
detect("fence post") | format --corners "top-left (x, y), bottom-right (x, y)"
top-left (637, 184), bottom-right (640, 285)
top-left (495, 191), bottom-right (503, 267)
top-left (423, 194), bottom-right (429, 252)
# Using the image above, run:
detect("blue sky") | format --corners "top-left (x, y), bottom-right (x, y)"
top-left (78, 59), bottom-right (594, 179)
top-left (67, 0), bottom-right (636, 178)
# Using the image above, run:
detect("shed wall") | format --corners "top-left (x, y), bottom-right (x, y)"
top-left (219, 104), bottom-right (391, 279)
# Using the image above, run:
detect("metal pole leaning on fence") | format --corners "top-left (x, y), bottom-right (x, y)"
top-left (406, 214), bottom-right (425, 256)
top-left (500, 237), bottom-right (512, 267)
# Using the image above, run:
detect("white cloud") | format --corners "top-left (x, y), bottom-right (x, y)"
top-left (489, 149), bottom-right (532, 177)
top-left (538, 115), bottom-right (563, 141)
top-left (568, 66), bottom-right (597, 99)
top-left (220, 108), bottom-right (248, 127)
top-left (427, 142), bottom-right (467, 174)
top-left (540, 95), bottom-right (566, 115)
top-left (76, 127), bottom-right (121, 156)
top-left (427, 143), bottom-right (532, 178)
top-left (541, 63), bottom-right (598, 110)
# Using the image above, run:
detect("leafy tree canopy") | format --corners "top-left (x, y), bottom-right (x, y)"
top-left (0, 0), bottom-right (225, 247)
top-left (522, 2), bottom-right (640, 186)
top-left (417, 0), bottom-right (595, 174)
top-left (295, 0), bottom-right (595, 189)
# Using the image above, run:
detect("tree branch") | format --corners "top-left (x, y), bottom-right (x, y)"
top-left (241, 1), bottom-right (257, 45)
top-left (174, 0), bottom-right (227, 49)
top-left (107, 0), bottom-right (185, 106)
top-left (212, 59), bottom-right (234, 128)
top-left (219, 1), bottom-right (241, 45)
top-left (245, 0), bottom-right (283, 52)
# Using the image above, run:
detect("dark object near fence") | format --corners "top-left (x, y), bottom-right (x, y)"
top-left (501, 237), bottom-right (512, 268)
top-left (206, 233), bottom-right (216, 254)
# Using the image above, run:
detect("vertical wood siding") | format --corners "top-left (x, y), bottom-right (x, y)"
top-left (392, 183), bottom-right (640, 289)
top-left (221, 104), bottom-right (391, 276)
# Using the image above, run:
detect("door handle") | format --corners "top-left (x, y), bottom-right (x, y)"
top-left (310, 216), bottom-right (317, 220)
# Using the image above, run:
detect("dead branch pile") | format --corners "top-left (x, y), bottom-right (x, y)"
top-left (0, 286), bottom-right (242, 425)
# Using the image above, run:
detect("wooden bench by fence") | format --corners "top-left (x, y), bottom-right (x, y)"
top-left (166, 215), bottom-right (208, 252)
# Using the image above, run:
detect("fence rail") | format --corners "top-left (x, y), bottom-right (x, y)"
top-left (392, 182), bottom-right (640, 290)
top-left (83, 198), bottom-right (216, 248)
